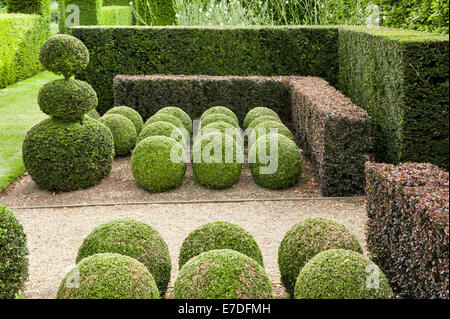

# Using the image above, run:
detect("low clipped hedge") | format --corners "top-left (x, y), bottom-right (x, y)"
top-left (100, 114), bottom-right (137, 157)
top-left (366, 162), bottom-right (449, 299)
top-left (76, 220), bottom-right (171, 296)
top-left (100, 6), bottom-right (132, 26)
top-left (105, 106), bottom-right (144, 134)
top-left (0, 206), bottom-right (29, 299)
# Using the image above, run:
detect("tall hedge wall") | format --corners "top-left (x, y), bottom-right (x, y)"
top-left (6, 0), bottom-right (50, 16)
top-left (134, 0), bottom-right (176, 26)
top-left (103, 0), bottom-right (129, 5)
top-left (100, 6), bottom-right (132, 26)
top-left (338, 27), bottom-right (449, 169)
top-left (59, 0), bottom-right (103, 33)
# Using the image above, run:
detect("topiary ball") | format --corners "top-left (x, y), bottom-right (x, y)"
top-left (86, 108), bottom-right (100, 120)
top-left (57, 253), bottom-right (160, 299)
top-left (179, 221), bottom-right (263, 269)
top-left (137, 121), bottom-right (187, 149)
top-left (201, 106), bottom-right (239, 125)
top-left (100, 114), bottom-right (137, 157)
top-left (278, 218), bottom-right (363, 298)
top-left (200, 121), bottom-right (243, 146)
top-left (76, 220), bottom-right (171, 296)
top-left (144, 113), bottom-right (187, 137)
top-left (294, 249), bottom-right (393, 299)
top-left (249, 133), bottom-right (302, 190)
top-left (0, 206), bottom-right (29, 299)
top-left (244, 107), bottom-right (281, 129)
top-left (105, 106), bottom-right (144, 135)
top-left (38, 79), bottom-right (97, 121)
top-left (23, 117), bottom-right (114, 192)
top-left (201, 113), bottom-right (239, 129)
top-left (174, 249), bottom-right (273, 299)
top-left (39, 34), bottom-right (89, 79)
top-left (156, 107), bottom-right (193, 136)
top-left (248, 120), bottom-right (294, 148)
top-left (247, 115), bottom-right (282, 130)
top-left (192, 132), bottom-right (243, 189)
top-left (131, 136), bottom-right (187, 193)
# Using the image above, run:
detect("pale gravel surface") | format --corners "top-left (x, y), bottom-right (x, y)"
top-left (14, 199), bottom-right (367, 299)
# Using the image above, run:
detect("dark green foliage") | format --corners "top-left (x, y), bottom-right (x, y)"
top-left (6, 0), bottom-right (50, 16)
top-left (278, 218), bottom-right (363, 298)
top-left (365, 162), bottom-right (449, 298)
top-left (76, 220), bottom-right (171, 296)
top-left (201, 114), bottom-right (239, 129)
top-left (39, 34), bottom-right (89, 79)
top-left (201, 106), bottom-right (239, 125)
top-left (243, 107), bottom-right (281, 130)
top-left (248, 120), bottom-right (294, 148)
top-left (105, 106), bottom-right (144, 134)
top-left (249, 133), bottom-right (302, 190)
top-left (100, 114), bottom-right (137, 157)
top-left (174, 249), bottom-right (273, 299)
top-left (156, 106), bottom-right (193, 136)
top-left (144, 113), bottom-right (187, 136)
top-left (100, 5), bottom-right (132, 25)
top-left (131, 136), bottom-right (187, 192)
top-left (38, 79), bottom-right (97, 120)
top-left (192, 132), bottom-right (243, 189)
top-left (57, 253), bottom-right (160, 299)
top-left (137, 121), bottom-right (187, 149)
top-left (86, 108), bottom-right (100, 119)
top-left (134, 0), bottom-right (176, 26)
top-left (22, 117), bottom-right (114, 192)
top-left (0, 206), bottom-right (28, 299)
top-left (179, 221), bottom-right (263, 268)
top-left (294, 249), bottom-right (393, 299)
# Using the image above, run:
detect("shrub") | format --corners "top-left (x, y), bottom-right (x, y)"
top-left (144, 113), bottom-right (187, 137)
top-left (201, 106), bottom-right (239, 125)
top-left (179, 221), bottom-right (263, 268)
top-left (192, 132), bottom-right (243, 189)
top-left (201, 113), bottom-right (239, 129)
top-left (249, 133), bottom-right (302, 190)
top-left (76, 220), bottom-right (171, 296)
top-left (137, 121), bottom-right (187, 149)
top-left (0, 206), bottom-right (28, 299)
top-left (105, 106), bottom-right (144, 135)
top-left (100, 6), bottom-right (132, 25)
top-left (366, 162), bottom-right (449, 298)
top-left (278, 217), bottom-right (363, 298)
top-left (39, 34), bottom-right (89, 79)
top-left (294, 249), bottom-right (393, 299)
top-left (134, 0), bottom-right (176, 26)
top-left (57, 253), bottom-right (160, 299)
top-left (131, 136), bottom-right (187, 192)
top-left (100, 114), bottom-right (137, 157)
top-left (243, 107), bottom-right (280, 130)
top-left (248, 120), bottom-right (294, 148)
top-left (174, 249), bottom-right (273, 299)
top-left (86, 108), bottom-right (100, 119)
top-left (59, 0), bottom-right (103, 33)
top-left (38, 78), bottom-right (97, 121)
top-left (5, 0), bottom-right (50, 16)
top-left (200, 121), bottom-right (243, 145)
top-left (247, 115), bottom-right (281, 130)
top-left (156, 106), bottom-right (193, 136)
top-left (23, 117), bottom-right (114, 191)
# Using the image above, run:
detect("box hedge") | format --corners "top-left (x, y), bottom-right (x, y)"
top-left (5, 0), bottom-right (50, 17)
top-left (366, 161), bottom-right (449, 298)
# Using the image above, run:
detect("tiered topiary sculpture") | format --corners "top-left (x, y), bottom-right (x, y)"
top-left (23, 34), bottom-right (114, 192)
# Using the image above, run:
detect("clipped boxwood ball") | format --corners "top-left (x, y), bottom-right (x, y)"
top-left (131, 136), bottom-right (187, 193)
top-left (200, 121), bottom-right (243, 145)
top-left (23, 117), bottom-right (114, 192)
top-left (156, 107), bottom-right (193, 136)
top-left (137, 121), bottom-right (187, 149)
top-left (192, 132), bottom-right (243, 189)
top-left (278, 218), bottom-right (363, 298)
top-left (86, 108), bottom-right (100, 120)
top-left (201, 113), bottom-right (239, 129)
top-left (247, 115), bottom-right (282, 130)
top-left (201, 106), bottom-right (239, 125)
top-left (100, 114), bottom-right (137, 157)
top-left (0, 206), bottom-right (29, 299)
top-left (174, 249), bottom-right (273, 299)
top-left (249, 133), bottom-right (302, 190)
top-left (179, 221), bottom-right (263, 269)
top-left (294, 249), bottom-right (393, 299)
top-left (57, 253), bottom-right (160, 299)
top-left (105, 106), bottom-right (144, 135)
top-left (38, 79), bottom-right (97, 121)
top-left (244, 107), bottom-right (280, 129)
top-left (39, 34), bottom-right (89, 79)
top-left (248, 120), bottom-right (294, 148)
top-left (76, 220), bottom-right (171, 296)
top-left (144, 113), bottom-right (187, 137)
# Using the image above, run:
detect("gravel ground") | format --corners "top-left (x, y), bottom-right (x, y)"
top-left (13, 199), bottom-right (367, 299)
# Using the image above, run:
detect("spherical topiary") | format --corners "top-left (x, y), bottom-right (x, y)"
top-left (144, 113), bottom-right (187, 137)
top-left (248, 120), bottom-right (294, 148)
top-left (200, 106), bottom-right (239, 125)
top-left (57, 253), bottom-right (160, 299)
top-left (86, 108), bottom-right (100, 120)
top-left (192, 132), bottom-right (243, 189)
top-left (0, 206), bottom-right (29, 299)
top-left (200, 121), bottom-right (243, 146)
top-left (156, 106), bottom-right (193, 136)
top-left (105, 106), bottom-right (144, 135)
top-left (201, 113), bottom-right (239, 129)
top-left (294, 249), bottom-right (393, 299)
top-left (278, 218), bottom-right (363, 298)
top-left (131, 136), bottom-right (187, 193)
top-left (22, 117), bottom-right (114, 192)
top-left (39, 34), bottom-right (89, 79)
top-left (179, 221), bottom-right (263, 269)
top-left (174, 249), bottom-right (273, 299)
top-left (38, 79), bottom-right (97, 121)
top-left (244, 107), bottom-right (281, 129)
top-left (76, 220), bottom-right (171, 296)
top-left (247, 115), bottom-right (282, 130)
top-left (100, 114), bottom-right (137, 157)
top-left (249, 133), bottom-right (302, 190)
top-left (137, 121), bottom-right (187, 149)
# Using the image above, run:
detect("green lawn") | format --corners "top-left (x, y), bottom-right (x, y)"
top-left (0, 71), bottom-right (59, 191)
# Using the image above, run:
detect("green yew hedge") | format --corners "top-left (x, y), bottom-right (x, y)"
top-left (6, 0), bottom-right (50, 16)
